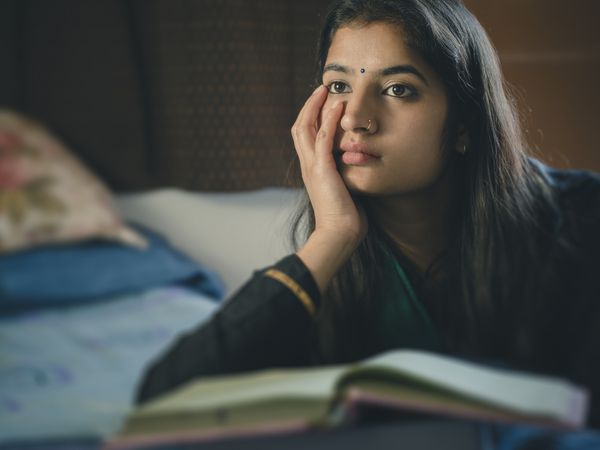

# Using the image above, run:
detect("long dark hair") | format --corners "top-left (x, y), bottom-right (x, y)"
top-left (290, 0), bottom-right (561, 366)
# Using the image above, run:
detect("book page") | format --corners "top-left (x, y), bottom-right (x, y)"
top-left (352, 350), bottom-right (587, 423)
top-left (136, 365), bottom-right (346, 417)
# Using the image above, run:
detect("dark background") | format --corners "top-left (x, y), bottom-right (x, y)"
top-left (0, 0), bottom-right (598, 191)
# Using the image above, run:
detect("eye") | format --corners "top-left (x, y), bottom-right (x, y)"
top-left (327, 81), bottom-right (351, 94)
top-left (383, 84), bottom-right (415, 98)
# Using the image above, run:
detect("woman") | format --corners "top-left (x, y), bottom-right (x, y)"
top-left (137, 0), bottom-right (600, 428)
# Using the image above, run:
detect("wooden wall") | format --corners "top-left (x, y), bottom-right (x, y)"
top-left (1, 1), bottom-right (597, 189)
top-left (463, 0), bottom-right (600, 172)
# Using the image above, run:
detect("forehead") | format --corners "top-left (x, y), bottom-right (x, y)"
top-left (326, 22), bottom-right (426, 72)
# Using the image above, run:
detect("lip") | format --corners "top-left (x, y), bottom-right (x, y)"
top-left (339, 141), bottom-right (380, 158)
top-left (336, 141), bottom-right (381, 166)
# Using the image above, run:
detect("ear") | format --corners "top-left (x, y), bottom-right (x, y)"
top-left (455, 125), bottom-right (470, 155)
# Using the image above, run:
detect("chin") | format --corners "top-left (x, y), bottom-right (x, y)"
top-left (341, 171), bottom-right (390, 196)
top-left (341, 169), bottom-right (431, 198)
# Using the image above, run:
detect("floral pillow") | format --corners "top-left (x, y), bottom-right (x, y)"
top-left (0, 110), bottom-right (147, 253)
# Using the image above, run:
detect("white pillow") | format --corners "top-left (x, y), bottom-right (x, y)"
top-left (115, 188), bottom-right (303, 296)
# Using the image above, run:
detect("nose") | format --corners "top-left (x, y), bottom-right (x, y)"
top-left (339, 90), bottom-right (378, 134)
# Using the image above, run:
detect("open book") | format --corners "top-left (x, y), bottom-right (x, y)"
top-left (108, 350), bottom-right (589, 449)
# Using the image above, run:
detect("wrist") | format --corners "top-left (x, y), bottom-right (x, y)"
top-left (296, 230), bottom-right (362, 296)
top-left (310, 228), bottom-right (362, 256)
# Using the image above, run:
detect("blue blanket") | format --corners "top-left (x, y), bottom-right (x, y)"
top-left (0, 224), bottom-right (224, 312)
top-left (0, 286), bottom-right (218, 445)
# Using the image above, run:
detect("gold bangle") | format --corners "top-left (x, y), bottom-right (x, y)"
top-left (264, 269), bottom-right (316, 317)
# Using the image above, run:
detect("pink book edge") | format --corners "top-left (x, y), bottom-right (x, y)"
top-left (342, 387), bottom-right (584, 430)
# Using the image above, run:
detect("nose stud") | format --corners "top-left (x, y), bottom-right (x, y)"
top-left (366, 119), bottom-right (372, 132)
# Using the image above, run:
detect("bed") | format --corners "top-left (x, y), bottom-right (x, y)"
top-left (0, 110), bottom-right (300, 449)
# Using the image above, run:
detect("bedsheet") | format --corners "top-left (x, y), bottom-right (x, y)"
top-left (0, 286), bottom-right (218, 447)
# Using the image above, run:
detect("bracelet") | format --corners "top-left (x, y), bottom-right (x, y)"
top-left (264, 269), bottom-right (316, 317)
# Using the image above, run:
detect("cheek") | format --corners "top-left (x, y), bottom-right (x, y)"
top-left (382, 109), bottom-right (449, 177)
top-left (400, 107), bottom-right (447, 152)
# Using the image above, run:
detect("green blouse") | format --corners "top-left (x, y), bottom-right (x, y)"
top-left (375, 243), bottom-right (443, 352)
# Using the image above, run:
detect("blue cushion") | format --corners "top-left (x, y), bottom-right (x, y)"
top-left (0, 224), bottom-right (224, 311)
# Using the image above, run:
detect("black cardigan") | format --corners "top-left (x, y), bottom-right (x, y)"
top-left (136, 163), bottom-right (600, 428)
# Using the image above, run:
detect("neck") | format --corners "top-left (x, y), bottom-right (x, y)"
top-left (367, 162), bottom-right (458, 273)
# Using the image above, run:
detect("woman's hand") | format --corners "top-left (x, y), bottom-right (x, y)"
top-left (292, 85), bottom-right (367, 243)
top-left (291, 85), bottom-right (367, 295)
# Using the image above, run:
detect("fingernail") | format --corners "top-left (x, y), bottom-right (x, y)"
top-left (312, 85), bottom-right (323, 95)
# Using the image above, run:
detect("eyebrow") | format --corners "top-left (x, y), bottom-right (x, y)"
top-left (323, 63), bottom-right (429, 85)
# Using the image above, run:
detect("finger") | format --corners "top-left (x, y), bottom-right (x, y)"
top-left (294, 86), bottom-right (328, 153)
top-left (298, 85), bottom-right (328, 130)
top-left (292, 86), bottom-right (322, 150)
top-left (292, 85), bottom-right (324, 140)
top-left (293, 86), bottom-right (328, 174)
top-left (315, 101), bottom-right (344, 160)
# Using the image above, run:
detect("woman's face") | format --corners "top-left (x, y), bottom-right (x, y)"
top-left (322, 21), bottom-right (451, 196)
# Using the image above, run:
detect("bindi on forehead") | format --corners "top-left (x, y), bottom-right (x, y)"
top-left (322, 63), bottom-right (429, 86)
